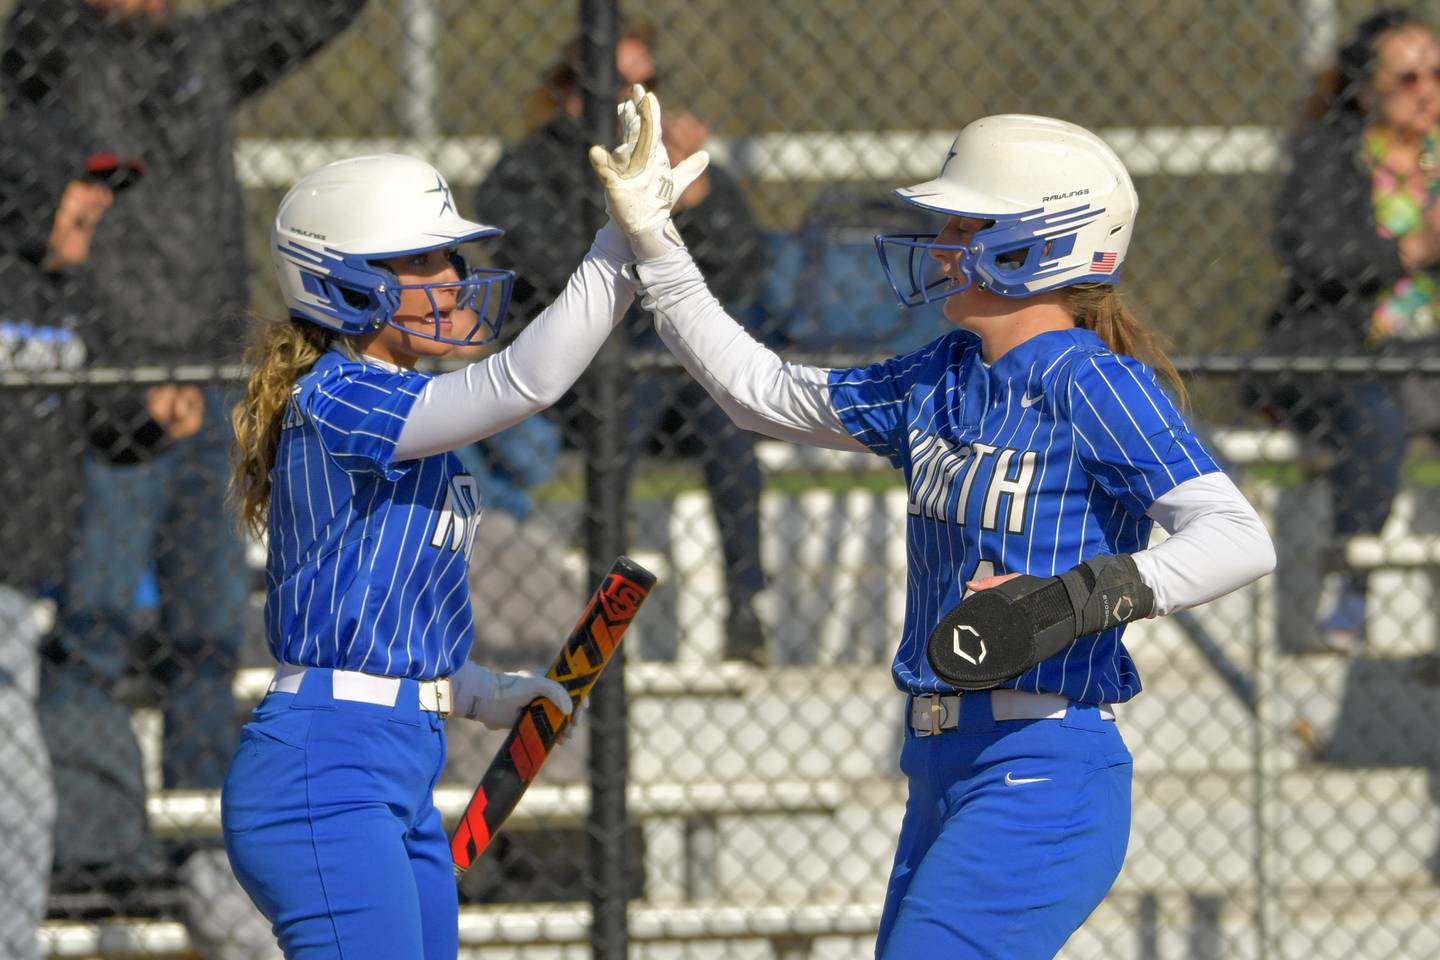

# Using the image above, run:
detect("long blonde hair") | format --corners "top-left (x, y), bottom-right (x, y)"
top-left (230, 316), bottom-right (342, 538)
top-left (1066, 283), bottom-right (1188, 409)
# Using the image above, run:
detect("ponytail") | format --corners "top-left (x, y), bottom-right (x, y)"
top-left (1066, 283), bottom-right (1188, 409)
top-left (230, 316), bottom-right (342, 538)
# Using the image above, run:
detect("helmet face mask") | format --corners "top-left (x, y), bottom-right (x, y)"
top-left (273, 154), bottom-right (516, 345)
top-left (378, 257), bottom-right (515, 346)
top-left (876, 202), bottom-right (1104, 305)
top-left (876, 115), bottom-right (1137, 307)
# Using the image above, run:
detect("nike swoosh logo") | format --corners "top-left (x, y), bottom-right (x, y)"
top-left (1019, 393), bottom-right (1042, 409)
top-left (1004, 772), bottom-right (1051, 786)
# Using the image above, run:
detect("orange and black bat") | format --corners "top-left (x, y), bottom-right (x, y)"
top-left (450, 555), bottom-right (657, 881)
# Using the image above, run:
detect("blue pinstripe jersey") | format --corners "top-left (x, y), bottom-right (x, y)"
top-left (265, 350), bottom-right (481, 680)
top-left (830, 327), bottom-right (1219, 704)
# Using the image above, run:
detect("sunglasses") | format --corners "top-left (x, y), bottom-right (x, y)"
top-left (1394, 67), bottom-right (1440, 89)
top-left (84, 152), bottom-right (146, 193)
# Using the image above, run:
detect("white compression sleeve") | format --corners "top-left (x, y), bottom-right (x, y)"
top-left (1133, 472), bottom-right (1277, 617)
top-left (394, 228), bottom-right (638, 460)
top-left (635, 247), bottom-right (866, 452)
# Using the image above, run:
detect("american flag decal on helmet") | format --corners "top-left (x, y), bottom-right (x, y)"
top-left (1091, 251), bottom-right (1118, 273)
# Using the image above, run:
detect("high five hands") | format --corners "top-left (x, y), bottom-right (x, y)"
top-left (588, 85), bottom-right (709, 260)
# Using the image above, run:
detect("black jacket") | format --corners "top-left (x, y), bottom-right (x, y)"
top-left (0, 261), bottom-right (91, 589)
top-left (1, 0), bottom-right (368, 366)
top-left (0, 109), bottom-right (98, 588)
top-left (1266, 116), bottom-right (1407, 355)
top-left (473, 115), bottom-right (600, 323)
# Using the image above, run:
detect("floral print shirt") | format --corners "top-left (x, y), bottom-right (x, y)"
top-left (1366, 128), bottom-right (1440, 343)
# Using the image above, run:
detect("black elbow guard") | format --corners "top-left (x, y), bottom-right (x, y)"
top-left (926, 554), bottom-right (1155, 691)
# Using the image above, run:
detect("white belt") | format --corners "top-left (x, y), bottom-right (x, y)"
top-left (909, 690), bottom-right (1115, 737)
top-left (269, 664), bottom-right (453, 717)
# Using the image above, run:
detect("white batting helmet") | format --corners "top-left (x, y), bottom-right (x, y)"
top-left (876, 114), bottom-right (1138, 303)
top-left (272, 154), bottom-right (513, 343)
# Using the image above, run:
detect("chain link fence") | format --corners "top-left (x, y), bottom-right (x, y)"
top-left (1, 0), bottom-right (1438, 957)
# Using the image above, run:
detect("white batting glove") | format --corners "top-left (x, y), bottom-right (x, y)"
top-left (589, 85), bottom-right (709, 261)
top-left (449, 660), bottom-right (573, 730)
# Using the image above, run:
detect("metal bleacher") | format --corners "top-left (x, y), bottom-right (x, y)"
top-left (40, 427), bottom-right (1440, 959)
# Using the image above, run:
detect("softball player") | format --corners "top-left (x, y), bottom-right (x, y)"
top-left (222, 152), bottom-right (641, 959)
top-left (593, 96), bottom-right (1277, 957)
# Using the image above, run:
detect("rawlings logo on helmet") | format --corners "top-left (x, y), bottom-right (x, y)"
top-left (1041, 188), bottom-right (1091, 203)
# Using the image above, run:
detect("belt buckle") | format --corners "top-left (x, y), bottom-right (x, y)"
top-left (431, 678), bottom-right (453, 718)
top-left (912, 693), bottom-right (950, 738)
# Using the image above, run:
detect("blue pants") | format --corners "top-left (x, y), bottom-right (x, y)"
top-left (40, 388), bottom-right (248, 875)
top-left (1265, 380), bottom-right (1407, 539)
top-left (222, 668), bottom-right (456, 960)
top-left (876, 692), bottom-right (1133, 959)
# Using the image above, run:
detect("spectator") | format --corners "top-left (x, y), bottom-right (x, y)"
top-left (0, 106), bottom-right (137, 960)
top-left (1, 114), bottom-right (143, 956)
top-left (1, 0), bottom-right (369, 955)
top-left (1260, 8), bottom-right (1440, 652)
top-left (476, 20), bottom-right (773, 662)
